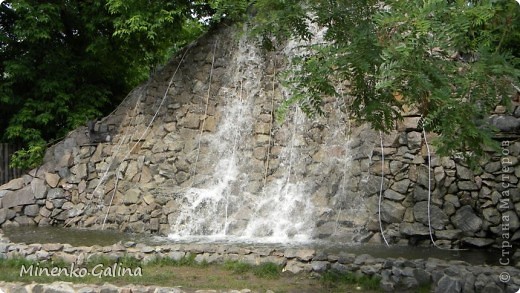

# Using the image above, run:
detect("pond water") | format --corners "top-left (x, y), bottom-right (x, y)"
top-left (2, 226), bottom-right (501, 266)
top-left (2, 226), bottom-right (167, 247)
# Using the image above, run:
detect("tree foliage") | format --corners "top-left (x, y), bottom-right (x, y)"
top-left (249, 0), bottom-right (520, 165)
top-left (0, 0), bottom-right (206, 169)
top-left (1, 0), bottom-right (518, 169)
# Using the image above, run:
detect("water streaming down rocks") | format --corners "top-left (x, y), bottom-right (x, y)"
top-left (0, 23), bottom-right (519, 249)
top-left (166, 28), bottom-right (357, 243)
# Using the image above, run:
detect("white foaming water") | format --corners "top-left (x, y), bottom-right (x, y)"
top-left (168, 32), bottom-right (317, 244)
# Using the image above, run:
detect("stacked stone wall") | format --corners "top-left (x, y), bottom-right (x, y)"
top-left (0, 23), bottom-right (519, 250)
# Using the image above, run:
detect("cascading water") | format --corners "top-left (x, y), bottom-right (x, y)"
top-left (167, 31), bottom-right (317, 244)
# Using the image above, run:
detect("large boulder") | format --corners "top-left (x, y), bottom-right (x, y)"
top-left (2, 186), bottom-right (35, 209)
top-left (451, 205), bottom-right (482, 233)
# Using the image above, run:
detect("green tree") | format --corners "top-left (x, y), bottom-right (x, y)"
top-left (0, 0), bottom-right (206, 169)
top-left (250, 0), bottom-right (520, 165)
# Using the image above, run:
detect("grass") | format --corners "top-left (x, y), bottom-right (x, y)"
top-left (0, 256), bottom-right (382, 292)
top-left (223, 260), bottom-right (281, 279)
top-left (321, 269), bottom-right (382, 291)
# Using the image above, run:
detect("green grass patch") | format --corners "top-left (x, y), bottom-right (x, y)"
top-left (322, 269), bottom-right (381, 291)
top-left (252, 262), bottom-right (281, 279)
top-left (223, 260), bottom-right (252, 274)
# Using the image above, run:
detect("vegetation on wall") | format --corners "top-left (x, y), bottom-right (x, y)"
top-left (1, 0), bottom-right (519, 169)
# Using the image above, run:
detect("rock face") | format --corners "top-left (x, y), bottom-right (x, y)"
top-left (0, 23), bottom-right (518, 248)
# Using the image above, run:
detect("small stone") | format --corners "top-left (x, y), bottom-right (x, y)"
top-left (31, 178), bottom-right (48, 199)
top-left (462, 237), bottom-right (494, 247)
top-left (47, 188), bottom-right (66, 200)
top-left (284, 248), bottom-right (315, 261)
top-left (390, 179), bottom-right (410, 194)
top-left (435, 275), bottom-right (462, 293)
top-left (457, 181), bottom-right (479, 191)
top-left (400, 222), bottom-right (430, 236)
top-left (311, 261), bottom-right (329, 272)
top-left (384, 189), bottom-right (406, 201)
top-left (407, 132), bottom-right (422, 149)
top-left (45, 173), bottom-right (61, 188)
top-left (456, 165), bottom-right (473, 180)
top-left (24, 204), bottom-right (40, 217)
top-left (124, 189), bottom-right (141, 205)
top-left (42, 243), bottom-right (63, 251)
top-left (435, 230), bottom-right (462, 240)
top-left (0, 178), bottom-right (24, 190)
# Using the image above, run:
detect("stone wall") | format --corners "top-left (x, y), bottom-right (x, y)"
top-left (0, 23), bottom-right (518, 249)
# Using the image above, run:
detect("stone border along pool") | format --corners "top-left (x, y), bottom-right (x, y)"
top-left (0, 230), bottom-right (519, 292)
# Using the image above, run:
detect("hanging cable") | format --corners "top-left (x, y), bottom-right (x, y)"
top-left (422, 123), bottom-right (467, 251)
top-left (378, 131), bottom-right (390, 246)
top-left (193, 40), bottom-right (218, 176)
top-left (263, 61), bottom-right (276, 189)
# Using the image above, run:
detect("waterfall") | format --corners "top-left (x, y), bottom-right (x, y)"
top-left (166, 30), bottom-right (319, 243)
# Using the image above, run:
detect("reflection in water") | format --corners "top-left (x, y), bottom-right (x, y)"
top-left (2, 226), bottom-right (165, 247)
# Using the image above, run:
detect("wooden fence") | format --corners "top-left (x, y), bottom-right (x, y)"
top-left (0, 143), bottom-right (23, 186)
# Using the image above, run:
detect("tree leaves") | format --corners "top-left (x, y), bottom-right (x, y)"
top-left (0, 0), bottom-right (206, 168)
top-left (252, 0), bottom-right (519, 163)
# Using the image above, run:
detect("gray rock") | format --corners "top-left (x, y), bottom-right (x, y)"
top-left (484, 161), bottom-right (501, 173)
top-left (311, 261), bottom-right (329, 272)
top-left (462, 237), bottom-right (495, 247)
top-left (24, 204), bottom-right (40, 217)
top-left (400, 222), bottom-right (430, 236)
top-left (31, 178), bottom-right (48, 199)
top-left (502, 210), bottom-right (520, 231)
top-left (98, 284), bottom-right (119, 293)
top-left (483, 208), bottom-right (501, 225)
top-left (413, 268), bottom-right (431, 285)
top-left (456, 165), bottom-right (473, 180)
top-left (0, 178), bottom-right (24, 190)
top-left (44, 172), bottom-right (61, 188)
top-left (47, 188), bottom-right (65, 200)
top-left (41, 282), bottom-right (75, 293)
top-left (416, 165), bottom-right (435, 189)
top-left (435, 275), bottom-right (462, 293)
top-left (488, 115), bottom-right (520, 132)
top-left (458, 181), bottom-right (479, 191)
top-left (284, 248), bottom-right (315, 261)
top-left (380, 200), bottom-right (406, 223)
top-left (2, 186), bottom-right (35, 208)
top-left (413, 201), bottom-right (449, 230)
top-left (14, 215), bottom-right (35, 225)
top-left (180, 113), bottom-right (201, 129)
top-left (284, 259), bottom-right (308, 274)
top-left (407, 131), bottom-right (422, 149)
top-left (384, 189), bottom-right (406, 201)
top-left (451, 205), bottom-right (482, 233)
top-left (413, 185), bottom-right (430, 201)
top-left (0, 208), bottom-right (6, 225)
top-left (398, 116), bottom-right (421, 131)
top-left (391, 179), bottom-right (411, 194)
top-left (71, 164), bottom-right (88, 180)
top-left (125, 189), bottom-right (141, 204)
top-left (435, 230), bottom-right (462, 240)
top-left (481, 282), bottom-right (504, 293)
